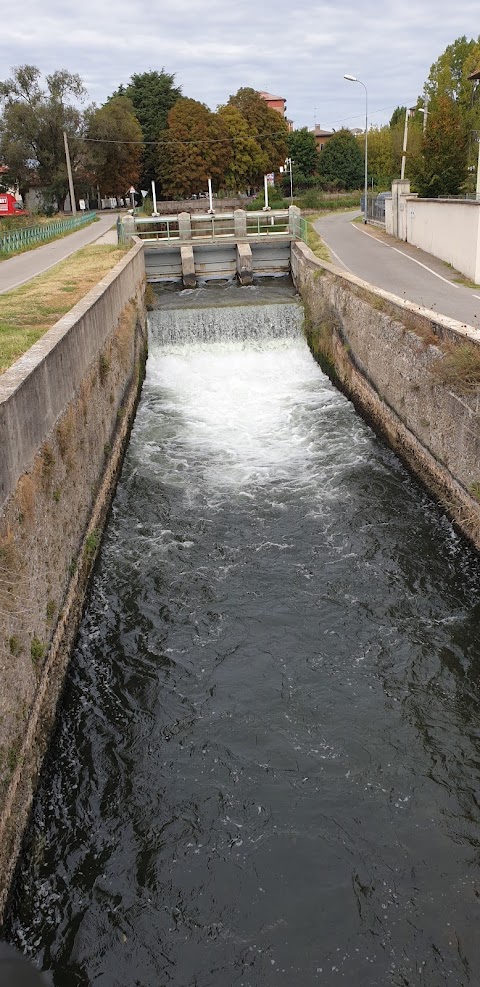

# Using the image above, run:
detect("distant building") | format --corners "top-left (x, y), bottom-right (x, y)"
top-left (312, 125), bottom-right (334, 152)
top-left (258, 91), bottom-right (294, 131)
top-left (258, 91), bottom-right (286, 116)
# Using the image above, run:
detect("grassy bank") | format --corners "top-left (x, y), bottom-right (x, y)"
top-left (0, 244), bottom-right (130, 373)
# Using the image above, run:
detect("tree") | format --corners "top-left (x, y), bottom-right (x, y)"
top-left (0, 65), bottom-right (87, 210)
top-left (426, 35), bottom-right (480, 117)
top-left (157, 99), bottom-right (231, 199)
top-left (286, 128), bottom-right (318, 177)
top-left (85, 96), bottom-right (143, 200)
top-left (120, 70), bottom-right (182, 189)
top-left (318, 128), bottom-right (364, 189)
top-left (227, 88), bottom-right (289, 174)
top-left (217, 104), bottom-right (266, 190)
top-left (389, 106), bottom-right (407, 129)
top-left (425, 36), bottom-right (480, 182)
top-left (364, 125), bottom-right (395, 187)
top-left (389, 108), bottom-right (425, 182)
top-left (416, 95), bottom-right (468, 197)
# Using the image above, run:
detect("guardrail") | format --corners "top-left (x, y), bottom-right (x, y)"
top-left (0, 212), bottom-right (97, 255)
top-left (118, 209), bottom-right (307, 245)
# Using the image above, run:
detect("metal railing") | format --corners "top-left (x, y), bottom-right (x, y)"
top-left (0, 212), bottom-right (97, 255)
top-left (122, 209), bottom-right (299, 244)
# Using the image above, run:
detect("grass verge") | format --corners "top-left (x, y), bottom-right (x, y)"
top-left (304, 215), bottom-right (332, 264)
top-left (0, 243), bottom-right (130, 373)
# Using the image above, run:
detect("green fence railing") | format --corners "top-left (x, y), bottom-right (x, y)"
top-left (0, 212), bottom-right (97, 255)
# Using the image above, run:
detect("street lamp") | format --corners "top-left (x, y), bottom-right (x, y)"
top-left (344, 74), bottom-right (368, 223)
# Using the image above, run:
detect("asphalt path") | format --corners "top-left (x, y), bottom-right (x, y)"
top-left (313, 210), bottom-right (480, 331)
top-left (0, 212), bottom-right (119, 295)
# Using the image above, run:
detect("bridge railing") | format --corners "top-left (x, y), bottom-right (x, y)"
top-left (0, 212), bottom-right (97, 255)
top-left (120, 208), bottom-right (304, 244)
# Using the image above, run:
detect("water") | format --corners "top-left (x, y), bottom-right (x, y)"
top-left (6, 281), bottom-right (480, 986)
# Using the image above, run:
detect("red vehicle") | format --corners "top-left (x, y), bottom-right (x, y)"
top-left (0, 192), bottom-right (28, 217)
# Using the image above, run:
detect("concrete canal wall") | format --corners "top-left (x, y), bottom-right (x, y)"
top-left (292, 240), bottom-right (480, 551)
top-left (0, 243), bottom-right (147, 917)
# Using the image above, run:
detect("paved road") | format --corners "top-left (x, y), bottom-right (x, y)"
top-left (0, 213), bottom-right (119, 295)
top-left (314, 210), bottom-right (480, 330)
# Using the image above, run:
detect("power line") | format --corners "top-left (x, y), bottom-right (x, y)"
top-left (80, 129), bottom-right (290, 146)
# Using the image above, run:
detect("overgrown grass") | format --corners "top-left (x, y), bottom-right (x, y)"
top-left (295, 190), bottom-right (361, 211)
top-left (0, 243), bottom-right (130, 373)
top-left (432, 343), bottom-right (480, 393)
top-left (304, 216), bottom-right (331, 264)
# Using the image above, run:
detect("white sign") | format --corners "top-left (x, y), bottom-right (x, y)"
top-left (141, 189), bottom-right (148, 198)
top-left (79, 199), bottom-right (86, 211)
top-left (266, 173), bottom-right (275, 186)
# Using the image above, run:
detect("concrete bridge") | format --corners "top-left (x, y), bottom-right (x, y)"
top-left (119, 206), bottom-right (306, 287)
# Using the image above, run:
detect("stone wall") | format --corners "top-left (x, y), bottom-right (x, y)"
top-left (0, 243), bottom-right (147, 916)
top-left (291, 240), bottom-right (480, 549)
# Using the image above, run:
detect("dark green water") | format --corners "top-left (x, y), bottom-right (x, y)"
top-left (6, 283), bottom-right (480, 986)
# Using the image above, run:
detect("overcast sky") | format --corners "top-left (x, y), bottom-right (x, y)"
top-left (1, 0), bottom-right (478, 132)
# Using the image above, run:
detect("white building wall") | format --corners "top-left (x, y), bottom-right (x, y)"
top-left (403, 198), bottom-right (480, 283)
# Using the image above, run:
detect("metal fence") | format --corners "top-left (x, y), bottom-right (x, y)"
top-left (361, 194), bottom-right (390, 223)
top-left (121, 209), bottom-right (302, 244)
top-left (0, 212), bottom-right (97, 255)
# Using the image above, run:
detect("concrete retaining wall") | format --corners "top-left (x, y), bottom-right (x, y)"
top-left (0, 243), bottom-right (148, 917)
top-left (291, 240), bottom-right (480, 549)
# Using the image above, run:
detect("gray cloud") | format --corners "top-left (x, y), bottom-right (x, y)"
top-left (1, 0), bottom-right (478, 131)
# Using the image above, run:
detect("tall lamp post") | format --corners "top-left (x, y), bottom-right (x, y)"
top-left (344, 74), bottom-right (368, 223)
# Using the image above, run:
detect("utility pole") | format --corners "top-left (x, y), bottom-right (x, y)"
top-left (63, 131), bottom-right (77, 216)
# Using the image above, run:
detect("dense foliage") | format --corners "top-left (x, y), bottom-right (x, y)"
top-left (115, 70), bottom-right (182, 189)
top-left (0, 65), bottom-right (86, 209)
top-left (318, 129), bottom-right (364, 190)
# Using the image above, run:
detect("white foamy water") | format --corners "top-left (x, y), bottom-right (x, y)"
top-left (141, 304), bottom-right (371, 498)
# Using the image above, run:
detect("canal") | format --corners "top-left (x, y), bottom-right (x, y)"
top-left (5, 281), bottom-right (480, 986)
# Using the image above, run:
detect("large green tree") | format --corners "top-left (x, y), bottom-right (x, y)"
top-left (415, 95), bottom-right (468, 197)
top-left (118, 70), bottom-right (182, 189)
top-left (425, 35), bottom-right (480, 183)
top-left (318, 128), bottom-right (364, 189)
top-left (0, 65), bottom-right (86, 209)
top-left (217, 104), bottom-right (266, 190)
top-left (286, 127), bottom-right (318, 177)
top-left (157, 98), bottom-right (231, 199)
top-left (227, 88), bottom-right (289, 174)
top-left (425, 35), bottom-right (480, 117)
top-left (85, 96), bottom-right (143, 200)
top-left (364, 125), bottom-right (395, 187)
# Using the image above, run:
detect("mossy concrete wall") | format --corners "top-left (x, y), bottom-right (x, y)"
top-left (291, 240), bottom-right (480, 548)
top-left (0, 243), bottom-right (147, 917)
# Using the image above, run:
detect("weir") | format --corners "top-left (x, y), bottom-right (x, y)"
top-left (120, 207), bottom-right (305, 285)
top-left (5, 281), bottom-right (480, 985)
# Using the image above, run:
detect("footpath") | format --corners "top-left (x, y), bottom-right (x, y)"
top-left (0, 213), bottom-right (119, 295)
top-left (314, 210), bottom-right (480, 331)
